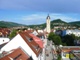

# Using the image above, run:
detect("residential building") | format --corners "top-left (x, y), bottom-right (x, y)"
top-left (59, 46), bottom-right (80, 60)
top-left (69, 50), bottom-right (80, 60)
top-left (1, 31), bottom-right (43, 60)
top-left (66, 29), bottom-right (80, 37)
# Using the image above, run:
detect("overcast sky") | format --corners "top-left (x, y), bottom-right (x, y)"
top-left (0, 0), bottom-right (80, 25)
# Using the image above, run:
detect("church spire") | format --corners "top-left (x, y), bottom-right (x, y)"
top-left (46, 14), bottom-right (50, 19)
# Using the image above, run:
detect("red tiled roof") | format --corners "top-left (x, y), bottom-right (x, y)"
top-left (0, 28), bottom-right (10, 36)
top-left (62, 48), bottom-right (80, 52)
top-left (19, 31), bottom-right (42, 56)
top-left (37, 33), bottom-right (44, 37)
top-left (25, 30), bottom-right (33, 33)
top-left (0, 48), bottom-right (30, 60)
top-left (29, 33), bottom-right (43, 48)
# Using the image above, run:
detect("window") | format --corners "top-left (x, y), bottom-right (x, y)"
top-left (29, 56), bottom-right (33, 60)
top-left (3, 40), bottom-right (4, 42)
top-left (30, 38), bottom-right (33, 41)
top-left (63, 52), bottom-right (69, 58)
top-left (36, 45), bottom-right (39, 50)
top-left (32, 45), bottom-right (39, 51)
top-left (25, 36), bottom-right (33, 42)
top-left (14, 54), bottom-right (22, 60)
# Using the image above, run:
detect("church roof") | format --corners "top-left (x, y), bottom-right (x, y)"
top-left (46, 14), bottom-right (50, 19)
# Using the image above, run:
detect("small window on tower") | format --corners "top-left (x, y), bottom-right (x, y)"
top-left (3, 40), bottom-right (4, 42)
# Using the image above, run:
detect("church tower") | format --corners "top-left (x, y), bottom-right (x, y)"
top-left (46, 14), bottom-right (51, 33)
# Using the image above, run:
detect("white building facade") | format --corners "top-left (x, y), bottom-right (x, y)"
top-left (66, 29), bottom-right (80, 37)
top-left (0, 38), bottom-right (10, 45)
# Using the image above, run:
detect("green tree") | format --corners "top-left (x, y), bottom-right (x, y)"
top-left (53, 35), bottom-right (62, 45)
top-left (9, 30), bottom-right (17, 39)
top-left (71, 34), bottom-right (76, 40)
top-left (75, 36), bottom-right (80, 40)
top-left (48, 32), bottom-right (55, 41)
top-left (48, 32), bottom-right (62, 45)
top-left (57, 55), bottom-right (61, 60)
top-left (63, 34), bottom-right (75, 46)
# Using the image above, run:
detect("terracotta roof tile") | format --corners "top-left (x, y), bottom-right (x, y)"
top-left (0, 48), bottom-right (31, 60)
top-left (19, 32), bottom-right (42, 56)
top-left (0, 28), bottom-right (10, 36)
top-left (62, 48), bottom-right (80, 52)
top-left (29, 33), bottom-right (43, 48)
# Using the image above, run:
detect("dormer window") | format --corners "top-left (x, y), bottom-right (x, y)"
top-left (25, 36), bottom-right (33, 42)
top-left (36, 45), bottom-right (39, 50)
top-left (35, 45), bottom-right (39, 51)
top-left (32, 45), bottom-right (39, 51)
top-left (29, 38), bottom-right (33, 42)
top-left (30, 38), bottom-right (33, 41)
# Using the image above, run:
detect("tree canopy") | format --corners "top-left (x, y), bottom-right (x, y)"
top-left (63, 34), bottom-right (75, 46)
top-left (48, 32), bottom-right (62, 45)
top-left (9, 30), bottom-right (17, 39)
